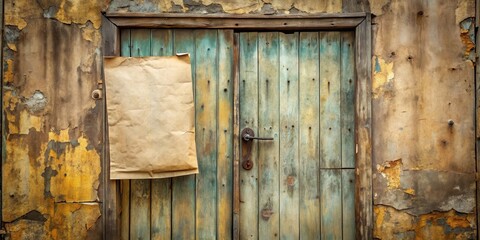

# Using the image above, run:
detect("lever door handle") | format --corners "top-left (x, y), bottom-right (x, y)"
top-left (242, 134), bottom-right (274, 142)
top-left (241, 127), bottom-right (274, 170)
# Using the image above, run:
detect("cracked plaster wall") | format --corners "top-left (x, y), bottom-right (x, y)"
top-left (1, 0), bottom-right (477, 239)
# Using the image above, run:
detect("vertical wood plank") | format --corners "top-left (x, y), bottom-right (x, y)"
top-left (278, 32), bottom-right (299, 239)
top-left (119, 29), bottom-right (131, 240)
top-left (232, 32), bottom-right (241, 240)
top-left (341, 32), bottom-right (356, 169)
top-left (355, 15), bottom-right (373, 239)
top-left (217, 30), bottom-right (234, 240)
top-left (121, 181), bottom-right (130, 240)
top-left (239, 32), bottom-right (259, 240)
top-left (258, 32), bottom-right (280, 239)
top-left (130, 180), bottom-right (152, 240)
top-left (342, 169), bottom-right (356, 240)
top-left (102, 15), bottom-right (119, 57)
top-left (172, 29), bottom-right (196, 240)
top-left (120, 29), bottom-right (131, 57)
top-left (195, 29), bottom-right (218, 240)
top-left (320, 169), bottom-right (342, 239)
top-left (150, 29), bottom-right (173, 240)
top-left (319, 32), bottom-right (341, 169)
top-left (298, 32), bottom-right (321, 239)
top-left (129, 29), bottom-right (152, 240)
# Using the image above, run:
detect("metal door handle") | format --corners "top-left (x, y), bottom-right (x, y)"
top-left (241, 127), bottom-right (274, 170)
top-left (242, 134), bottom-right (274, 142)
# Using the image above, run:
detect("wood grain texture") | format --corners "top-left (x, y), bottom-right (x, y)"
top-left (129, 29), bottom-right (152, 240)
top-left (171, 29), bottom-right (196, 240)
top-left (298, 31), bottom-right (321, 239)
top-left (108, 14), bottom-right (365, 30)
top-left (102, 15), bottom-right (119, 57)
top-left (239, 32), bottom-right (259, 240)
top-left (150, 29), bottom-right (173, 240)
top-left (151, 180), bottom-right (171, 240)
top-left (341, 32), bottom-right (355, 169)
top-left (217, 29), bottom-right (234, 240)
top-left (194, 29), bottom-right (218, 240)
top-left (232, 32), bottom-right (241, 240)
top-left (119, 29), bottom-right (131, 240)
top-left (257, 32), bottom-right (280, 239)
top-left (130, 29), bottom-right (151, 57)
top-left (319, 31), bottom-right (341, 169)
top-left (120, 29), bottom-right (131, 57)
top-left (130, 179), bottom-right (151, 240)
top-left (121, 180), bottom-right (130, 240)
top-left (355, 15), bottom-right (373, 239)
top-left (342, 169), bottom-right (356, 240)
top-left (278, 32), bottom-right (299, 240)
top-left (320, 169), bottom-right (342, 239)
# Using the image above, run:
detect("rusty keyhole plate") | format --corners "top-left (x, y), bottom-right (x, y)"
top-left (241, 128), bottom-right (255, 170)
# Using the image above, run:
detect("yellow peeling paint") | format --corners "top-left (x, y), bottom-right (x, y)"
top-left (372, 56), bottom-right (394, 99)
top-left (7, 43), bottom-right (17, 52)
top-left (19, 110), bottom-right (43, 134)
top-left (81, 26), bottom-right (101, 45)
top-left (49, 133), bottom-right (101, 202)
top-left (377, 159), bottom-right (402, 189)
top-left (3, 91), bottom-right (20, 134)
top-left (48, 129), bottom-right (71, 143)
top-left (53, 0), bottom-right (103, 29)
top-left (4, 59), bottom-right (15, 84)
top-left (374, 205), bottom-right (475, 240)
top-left (51, 203), bottom-right (101, 240)
top-left (460, 27), bottom-right (475, 59)
top-left (404, 188), bottom-right (415, 195)
top-left (3, 138), bottom-right (50, 222)
top-left (4, 0), bottom-right (42, 30)
top-left (5, 219), bottom-right (50, 239)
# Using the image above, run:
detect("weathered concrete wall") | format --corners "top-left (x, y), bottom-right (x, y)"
top-left (2, 0), bottom-right (476, 239)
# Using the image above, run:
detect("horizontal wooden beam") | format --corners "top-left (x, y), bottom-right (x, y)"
top-left (106, 13), bottom-right (365, 29)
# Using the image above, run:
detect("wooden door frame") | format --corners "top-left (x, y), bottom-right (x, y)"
top-left (101, 12), bottom-right (373, 240)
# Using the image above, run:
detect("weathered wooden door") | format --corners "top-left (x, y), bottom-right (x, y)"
top-left (119, 29), bottom-right (235, 239)
top-left (238, 31), bottom-right (356, 239)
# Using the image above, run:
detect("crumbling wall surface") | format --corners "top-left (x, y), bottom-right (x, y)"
top-left (2, 0), bottom-right (106, 239)
top-left (371, 0), bottom-right (477, 239)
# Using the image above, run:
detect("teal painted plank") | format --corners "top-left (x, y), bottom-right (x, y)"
top-left (151, 29), bottom-right (174, 56)
top-left (341, 32), bottom-right (356, 169)
top-left (119, 29), bottom-right (131, 240)
top-left (342, 169), bottom-right (356, 240)
top-left (131, 29), bottom-right (151, 57)
top-left (130, 180), bottom-right (151, 240)
top-left (217, 29), bottom-right (234, 240)
top-left (172, 29), bottom-right (196, 240)
top-left (239, 32), bottom-right (259, 240)
top-left (129, 29), bottom-right (152, 240)
top-left (319, 32), bottom-right (341, 169)
top-left (320, 169), bottom-right (342, 239)
top-left (258, 32), bottom-right (280, 239)
top-left (298, 32), bottom-right (321, 239)
top-left (150, 29), bottom-right (173, 240)
top-left (121, 29), bottom-right (131, 57)
top-left (194, 29), bottom-right (218, 240)
top-left (278, 32), bottom-right (299, 239)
